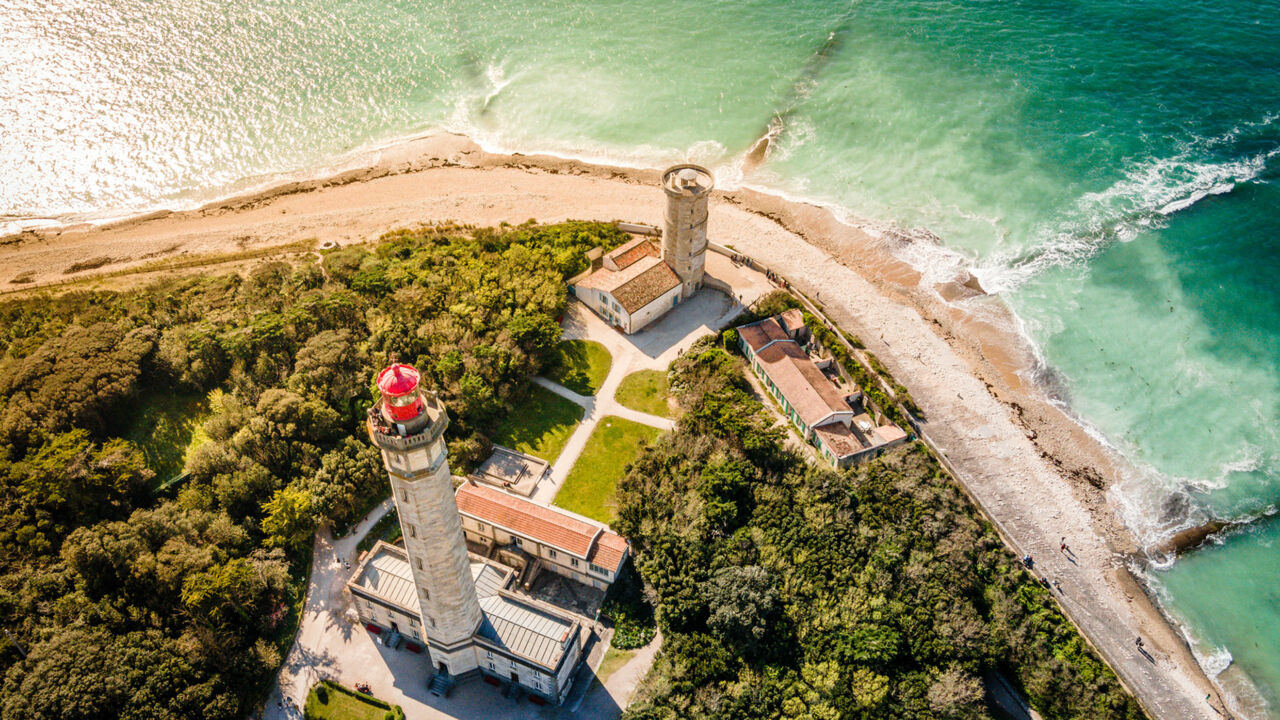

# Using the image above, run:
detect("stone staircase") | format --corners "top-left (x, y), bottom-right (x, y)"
top-left (428, 672), bottom-right (455, 698)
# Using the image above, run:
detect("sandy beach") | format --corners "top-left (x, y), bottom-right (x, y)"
top-left (0, 133), bottom-right (1232, 717)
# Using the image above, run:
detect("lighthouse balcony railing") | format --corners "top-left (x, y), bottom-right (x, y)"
top-left (366, 413), bottom-right (449, 451)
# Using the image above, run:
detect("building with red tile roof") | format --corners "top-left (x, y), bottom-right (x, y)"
top-left (737, 311), bottom-right (908, 468)
top-left (455, 481), bottom-right (629, 591)
top-left (570, 237), bottom-right (684, 334)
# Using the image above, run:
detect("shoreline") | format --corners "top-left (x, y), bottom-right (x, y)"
top-left (0, 132), bottom-right (1242, 716)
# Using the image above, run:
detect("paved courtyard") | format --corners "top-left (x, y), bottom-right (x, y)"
top-left (265, 500), bottom-right (655, 720)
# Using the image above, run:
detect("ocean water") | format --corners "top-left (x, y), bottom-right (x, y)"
top-left (3, 0), bottom-right (1279, 714)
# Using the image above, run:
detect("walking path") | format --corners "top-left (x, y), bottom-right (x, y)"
top-left (721, 224), bottom-right (1221, 719)
top-left (530, 296), bottom-right (732, 505)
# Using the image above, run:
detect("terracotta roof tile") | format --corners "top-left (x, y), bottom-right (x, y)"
top-left (739, 317), bottom-right (791, 352)
top-left (606, 237), bottom-right (658, 269)
top-left (754, 341), bottom-right (851, 427)
top-left (778, 308), bottom-right (805, 334)
top-left (591, 531), bottom-right (628, 571)
top-left (455, 483), bottom-right (628, 571)
top-left (813, 422), bottom-right (866, 457)
top-left (611, 262), bottom-right (680, 313)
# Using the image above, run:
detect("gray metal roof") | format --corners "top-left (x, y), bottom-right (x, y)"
top-left (477, 595), bottom-right (575, 670)
top-left (353, 545), bottom-right (420, 612)
top-left (472, 562), bottom-right (507, 599)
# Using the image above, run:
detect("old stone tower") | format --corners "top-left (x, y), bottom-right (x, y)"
top-left (366, 364), bottom-right (482, 677)
top-left (661, 163), bottom-right (713, 298)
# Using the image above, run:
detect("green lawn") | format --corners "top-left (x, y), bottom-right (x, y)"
top-left (546, 339), bottom-right (612, 395)
top-left (120, 392), bottom-right (211, 487)
top-left (614, 369), bottom-right (672, 418)
top-left (491, 385), bottom-right (584, 462)
top-left (554, 417), bottom-right (663, 524)
top-left (304, 680), bottom-right (397, 720)
top-left (597, 646), bottom-right (636, 684)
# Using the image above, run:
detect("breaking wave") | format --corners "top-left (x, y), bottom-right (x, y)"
top-left (973, 139), bottom-right (1279, 295)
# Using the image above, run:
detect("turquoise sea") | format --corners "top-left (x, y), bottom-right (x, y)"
top-left (3, 0), bottom-right (1279, 714)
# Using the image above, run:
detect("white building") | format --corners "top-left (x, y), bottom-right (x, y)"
top-left (347, 542), bottom-right (583, 704)
top-left (737, 310), bottom-right (908, 468)
top-left (456, 480), bottom-right (629, 591)
top-left (569, 164), bottom-right (713, 334)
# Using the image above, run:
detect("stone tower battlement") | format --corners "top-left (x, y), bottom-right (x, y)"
top-left (661, 163), bottom-right (713, 299)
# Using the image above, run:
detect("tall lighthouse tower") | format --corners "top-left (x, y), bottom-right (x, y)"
top-left (366, 364), bottom-right (481, 677)
top-left (661, 163), bottom-right (714, 299)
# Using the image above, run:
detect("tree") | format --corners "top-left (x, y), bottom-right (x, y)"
top-left (260, 484), bottom-right (315, 552)
top-left (286, 330), bottom-right (370, 414)
top-left (704, 565), bottom-right (778, 658)
top-left (0, 627), bottom-right (233, 720)
top-left (0, 323), bottom-right (155, 446)
top-left (305, 439), bottom-right (382, 526)
top-left (181, 550), bottom-right (287, 633)
top-left (231, 389), bottom-right (339, 476)
top-left (0, 431), bottom-right (151, 558)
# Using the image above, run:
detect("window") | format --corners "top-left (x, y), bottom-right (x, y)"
top-left (421, 587), bottom-right (430, 600)
top-left (408, 524), bottom-right (417, 538)
top-left (589, 563), bottom-right (610, 576)
top-left (410, 617), bottom-right (419, 626)
top-left (399, 489), bottom-right (408, 502)
top-left (535, 681), bottom-right (543, 691)
top-left (570, 558), bottom-right (580, 568)
top-left (428, 617), bottom-right (436, 628)
top-left (512, 537), bottom-right (522, 547)
top-left (486, 650), bottom-right (494, 659)
top-left (412, 630), bottom-right (420, 639)
top-left (477, 522), bottom-right (486, 532)
top-left (547, 548), bottom-right (557, 560)
top-left (415, 558), bottom-right (423, 570)
top-left (488, 662), bottom-right (496, 671)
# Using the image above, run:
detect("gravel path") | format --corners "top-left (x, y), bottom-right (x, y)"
top-left (723, 214), bottom-right (1223, 720)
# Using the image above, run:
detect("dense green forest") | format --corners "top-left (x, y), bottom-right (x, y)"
top-left (616, 337), bottom-right (1143, 720)
top-left (0, 221), bottom-right (626, 719)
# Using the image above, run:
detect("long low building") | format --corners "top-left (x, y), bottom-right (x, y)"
top-left (455, 480), bottom-right (629, 591)
top-left (348, 541), bottom-right (583, 704)
top-left (738, 309), bottom-right (907, 467)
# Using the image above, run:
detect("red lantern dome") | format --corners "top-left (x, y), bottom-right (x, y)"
top-left (376, 364), bottom-right (426, 422)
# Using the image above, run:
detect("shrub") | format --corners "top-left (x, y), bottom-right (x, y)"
top-left (720, 328), bottom-right (739, 352)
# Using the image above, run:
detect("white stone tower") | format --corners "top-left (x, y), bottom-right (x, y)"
top-left (367, 364), bottom-right (481, 677)
top-left (661, 163), bottom-right (714, 298)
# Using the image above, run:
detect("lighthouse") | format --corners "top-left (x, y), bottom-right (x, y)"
top-left (366, 364), bottom-right (482, 678)
top-left (661, 163), bottom-right (713, 299)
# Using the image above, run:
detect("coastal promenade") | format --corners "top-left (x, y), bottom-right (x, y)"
top-left (721, 226), bottom-right (1223, 720)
